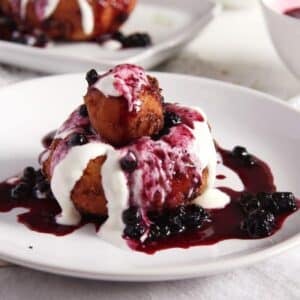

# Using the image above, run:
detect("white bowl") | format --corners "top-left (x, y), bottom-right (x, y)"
top-left (260, 0), bottom-right (300, 78)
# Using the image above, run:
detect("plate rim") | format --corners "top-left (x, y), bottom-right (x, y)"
top-left (0, 72), bottom-right (299, 281)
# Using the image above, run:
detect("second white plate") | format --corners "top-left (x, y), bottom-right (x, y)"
top-left (0, 0), bottom-right (215, 73)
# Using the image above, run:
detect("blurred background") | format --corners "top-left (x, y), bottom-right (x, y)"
top-left (1, 0), bottom-right (299, 101)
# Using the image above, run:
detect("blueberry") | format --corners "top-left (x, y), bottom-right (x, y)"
top-left (232, 146), bottom-right (256, 167)
top-left (67, 133), bottom-right (88, 147)
top-left (148, 211), bottom-right (163, 223)
top-left (35, 169), bottom-right (45, 182)
top-left (23, 167), bottom-right (36, 182)
top-left (243, 155), bottom-right (256, 167)
top-left (232, 146), bottom-right (248, 158)
top-left (122, 207), bottom-right (140, 225)
top-left (184, 205), bottom-right (209, 229)
top-left (168, 214), bottom-right (185, 234)
top-left (11, 183), bottom-right (31, 199)
top-left (147, 225), bottom-right (162, 242)
top-left (120, 151), bottom-right (138, 172)
top-left (159, 224), bottom-right (171, 238)
top-left (241, 210), bottom-right (275, 238)
top-left (273, 192), bottom-right (297, 213)
top-left (122, 33), bottom-right (152, 48)
top-left (147, 223), bottom-right (172, 242)
top-left (35, 181), bottom-right (50, 193)
top-left (79, 104), bottom-right (88, 117)
top-left (32, 186), bottom-right (44, 199)
top-left (164, 111), bottom-right (181, 128)
top-left (112, 31), bottom-right (126, 43)
top-left (257, 192), bottom-right (279, 214)
top-left (34, 33), bottom-right (48, 47)
top-left (240, 194), bottom-right (261, 214)
top-left (151, 127), bottom-right (170, 140)
top-left (147, 212), bottom-right (166, 226)
top-left (174, 205), bottom-right (187, 218)
top-left (123, 223), bottom-right (145, 240)
top-left (151, 111), bottom-right (181, 140)
top-left (86, 69), bottom-right (98, 86)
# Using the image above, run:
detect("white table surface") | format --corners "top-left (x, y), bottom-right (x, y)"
top-left (0, 4), bottom-right (299, 300)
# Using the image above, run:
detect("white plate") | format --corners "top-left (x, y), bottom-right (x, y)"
top-left (0, 0), bottom-right (215, 73)
top-left (0, 72), bottom-right (299, 281)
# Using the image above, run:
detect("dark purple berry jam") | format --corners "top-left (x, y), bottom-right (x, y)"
top-left (0, 169), bottom-right (106, 236)
top-left (0, 141), bottom-right (298, 253)
top-left (128, 145), bottom-right (299, 254)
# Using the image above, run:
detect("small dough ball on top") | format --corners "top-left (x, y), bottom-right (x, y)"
top-left (84, 65), bottom-right (164, 146)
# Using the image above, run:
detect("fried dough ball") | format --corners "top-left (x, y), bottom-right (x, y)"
top-left (42, 140), bottom-right (108, 216)
top-left (71, 156), bottom-right (108, 216)
top-left (0, 0), bottom-right (136, 40)
top-left (42, 146), bottom-right (209, 216)
top-left (84, 70), bottom-right (164, 147)
top-left (71, 164), bottom-right (209, 216)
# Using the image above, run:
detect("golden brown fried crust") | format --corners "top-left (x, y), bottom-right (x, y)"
top-left (159, 167), bottom-right (209, 209)
top-left (71, 164), bottom-right (208, 216)
top-left (84, 76), bottom-right (164, 147)
top-left (42, 142), bottom-right (108, 216)
top-left (71, 156), bottom-right (108, 216)
top-left (0, 0), bottom-right (136, 40)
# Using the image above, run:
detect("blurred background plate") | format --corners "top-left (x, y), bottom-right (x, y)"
top-left (0, 0), bottom-right (216, 74)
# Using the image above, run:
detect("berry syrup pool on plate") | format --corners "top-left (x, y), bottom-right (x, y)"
top-left (0, 140), bottom-right (299, 254)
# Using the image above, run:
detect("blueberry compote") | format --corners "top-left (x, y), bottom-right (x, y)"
top-left (95, 31), bottom-right (152, 49)
top-left (0, 166), bottom-right (106, 235)
top-left (124, 145), bottom-right (299, 254)
top-left (0, 135), bottom-right (298, 252)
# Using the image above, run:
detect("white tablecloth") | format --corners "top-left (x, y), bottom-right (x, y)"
top-left (0, 6), bottom-right (299, 300)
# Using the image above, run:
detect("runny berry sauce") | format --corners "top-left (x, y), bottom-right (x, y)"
top-left (0, 135), bottom-right (298, 254)
top-left (0, 181), bottom-right (106, 235)
top-left (131, 146), bottom-right (299, 254)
